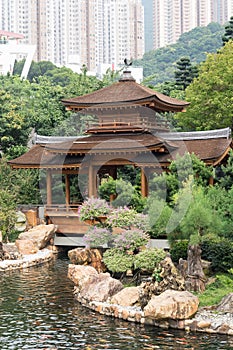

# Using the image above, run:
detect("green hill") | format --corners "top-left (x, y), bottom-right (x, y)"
top-left (134, 22), bottom-right (224, 85)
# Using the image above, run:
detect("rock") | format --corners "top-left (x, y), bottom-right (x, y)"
top-left (15, 211), bottom-right (27, 232)
top-left (68, 264), bottom-right (123, 303)
top-left (3, 243), bottom-right (22, 260)
top-left (15, 239), bottom-right (38, 255)
top-left (15, 224), bottom-right (56, 254)
top-left (68, 264), bottom-right (98, 288)
top-left (68, 247), bottom-right (106, 273)
top-left (185, 244), bottom-right (206, 293)
top-left (144, 289), bottom-right (199, 320)
top-left (216, 293), bottom-right (233, 313)
top-left (110, 286), bottom-right (140, 307)
top-left (139, 256), bottom-right (185, 309)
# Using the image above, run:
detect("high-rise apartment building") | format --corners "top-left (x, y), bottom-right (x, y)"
top-left (0, 0), bottom-right (144, 72)
top-left (152, 0), bottom-right (233, 50)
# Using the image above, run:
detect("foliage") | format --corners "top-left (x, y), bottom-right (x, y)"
top-left (83, 226), bottom-right (112, 247)
top-left (200, 235), bottom-right (233, 273)
top-left (175, 40), bottom-right (233, 131)
top-left (1, 65), bottom-right (104, 154)
top-left (169, 240), bottom-right (189, 263)
top-left (179, 186), bottom-right (222, 239)
top-left (197, 273), bottom-right (233, 307)
top-left (205, 185), bottom-right (233, 239)
top-left (133, 248), bottom-right (166, 271)
top-left (13, 60), bottom-right (57, 82)
top-left (150, 153), bottom-right (212, 203)
top-left (78, 197), bottom-right (111, 221)
top-left (133, 213), bottom-right (150, 232)
top-left (0, 189), bottom-right (17, 242)
top-left (103, 248), bottom-right (134, 273)
top-left (98, 176), bottom-right (146, 212)
top-left (105, 206), bottom-right (137, 228)
top-left (134, 22), bottom-right (224, 85)
top-left (112, 229), bottom-right (150, 253)
top-left (174, 57), bottom-right (198, 90)
top-left (216, 150), bottom-right (233, 190)
top-left (146, 195), bottom-right (172, 238)
top-left (98, 176), bottom-right (116, 201)
top-left (0, 158), bottom-right (41, 205)
top-left (222, 16), bottom-right (233, 45)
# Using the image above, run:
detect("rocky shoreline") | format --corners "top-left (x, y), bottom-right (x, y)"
top-left (0, 224), bottom-right (232, 337)
top-left (68, 264), bottom-right (233, 337)
top-left (0, 248), bottom-right (55, 272)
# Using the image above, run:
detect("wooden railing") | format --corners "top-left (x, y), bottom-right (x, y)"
top-left (45, 204), bottom-right (81, 216)
top-left (86, 119), bottom-right (169, 132)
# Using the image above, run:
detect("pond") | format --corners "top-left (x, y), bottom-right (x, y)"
top-left (0, 256), bottom-right (232, 350)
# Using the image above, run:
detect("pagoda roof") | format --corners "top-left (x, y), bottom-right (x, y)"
top-left (61, 71), bottom-right (190, 113)
top-left (8, 128), bottom-right (232, 169)
top-left (43, 133), bottom-right (176, 154)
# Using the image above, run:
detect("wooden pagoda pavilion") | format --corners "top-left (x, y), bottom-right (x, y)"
top-left (8, 70), bottom-right (233, 240)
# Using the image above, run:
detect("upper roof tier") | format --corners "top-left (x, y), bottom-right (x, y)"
top-left (61, 70), bottom-right (190, 113)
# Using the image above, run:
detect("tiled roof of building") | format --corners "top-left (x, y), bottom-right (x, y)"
top-left (8, 129), bottom-right (232, 168)
top-left (61, 71), bottom-right (189, 113)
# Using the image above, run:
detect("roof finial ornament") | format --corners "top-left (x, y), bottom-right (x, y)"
top-left (124, 58), bottom-right (133, 69)
top-left (119, 59), bottom-right (135, 82)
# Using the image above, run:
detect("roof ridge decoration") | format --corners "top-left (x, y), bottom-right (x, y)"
top-left (34, 134), bottom-right (85, 145)
top-left (156, 127), bottom-right (231, 141)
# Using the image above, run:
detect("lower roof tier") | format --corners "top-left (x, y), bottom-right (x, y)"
top-left (8, 128), bottom-right (232, 169)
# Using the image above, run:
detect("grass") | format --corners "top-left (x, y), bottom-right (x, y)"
top-left (197, 273), bottom-right (233, 307)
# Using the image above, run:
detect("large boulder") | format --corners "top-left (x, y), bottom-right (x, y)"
top-left (139, 256), bottom-right (185, 309)
top-left (68, 247), bottom-right (106, 273)
top-left (216, 293), bottom-right (233, 313)
top-left (144, 289), bottom-right (199, 320)
top-left (110, 286), bottom-right (140, 307)
top-left (15, 224), bottom-right (56, 255)
top-left (68, 264), bottom-right (123, 303)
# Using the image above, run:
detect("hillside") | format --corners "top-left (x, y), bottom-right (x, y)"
top-left (134, 22), bottom-right (224, 85)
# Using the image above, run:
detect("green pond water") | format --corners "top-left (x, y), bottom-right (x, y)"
top-left (0, 256), bottom-right (232, 350)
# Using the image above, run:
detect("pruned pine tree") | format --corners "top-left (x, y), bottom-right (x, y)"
top-left (222, 16), bottom-right (233, 45)
top-left (175, 57), bottom-right (198, 91)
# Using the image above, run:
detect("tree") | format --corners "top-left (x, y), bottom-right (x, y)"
top-left (216, 150), bottom-right (233, 190)
top-left (175, 40), bottom-right (233, 131)
top-left (13, 60), bottom-right (57, 82)
top-left (222, 16), bottom-right (233, 45)
top-left (134, 22), bottom-right (224, 85)
top-left (175, 57), bottom-right (198, 90)
top-left (0, 189), bottom-right (17, 242)
top-left (150, 152), bottom-right (213, 203)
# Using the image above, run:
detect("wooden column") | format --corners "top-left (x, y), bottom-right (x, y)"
top-left (141, 168), bottom-right (148, 197)
top-left (88, 165), bottom-right (97, 197)
top-left (46, 169), bottom-right (52, 205)
top-left (65, 174), bottom-right (70, 207)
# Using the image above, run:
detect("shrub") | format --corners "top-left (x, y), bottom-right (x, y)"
top-left (103, 248), bottom-right (134, 273)
top-left (112, 229), bottom-right (150, 252)
top-left (200, 235), bottom-right (233, 273)
top-left (83, 226), bottom-right (112, 247)
top-left (133, 248), bottom-right (166, 271)
top-left (106, 206), bottom-right (137, 228)
top-left (0, 189), bottom-right (17, 242)
top-left (78, 197), bottom-right (111, 221)
top-left (169, 240), bottom-right (189, 263)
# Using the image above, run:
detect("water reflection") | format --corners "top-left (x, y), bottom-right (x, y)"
top-left (0, 257), bottom-right (232, 349)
